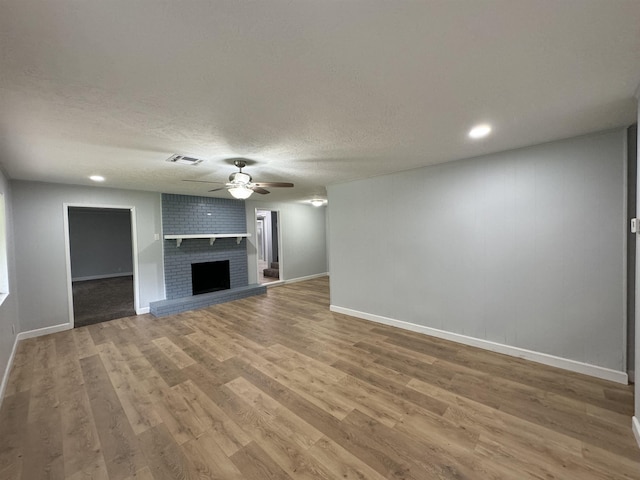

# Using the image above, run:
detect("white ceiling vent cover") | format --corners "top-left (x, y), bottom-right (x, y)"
top-left (166, 154), bottom-right (204, 166)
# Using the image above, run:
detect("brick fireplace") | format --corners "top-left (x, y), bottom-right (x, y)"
top-left (149, 194), bottom-right (265, 317)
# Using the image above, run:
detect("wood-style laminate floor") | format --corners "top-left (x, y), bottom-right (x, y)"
top-left (1, 276), bottom-right (639, 480)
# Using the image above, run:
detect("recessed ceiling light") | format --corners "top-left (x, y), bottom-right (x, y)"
top-left (468, 124), bottom-right (492, 139)
top-left (89, 175), bottom-right (105, 182)
top-left (310, 199), bottom-right (326, 207)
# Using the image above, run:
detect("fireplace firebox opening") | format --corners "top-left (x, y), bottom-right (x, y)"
top-left (191, 260), bottom-right (230, 295)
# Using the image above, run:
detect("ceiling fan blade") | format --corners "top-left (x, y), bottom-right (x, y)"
top-left (183, 179), bottom-right (224, 184)
top-left (208, 187), bottom-right (227, 192)
top-left (252, 182), bottom-right (294, 188)
top-left (250, 187), bottom-right (270, 194)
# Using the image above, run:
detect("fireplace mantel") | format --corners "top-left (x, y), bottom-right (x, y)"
top-left (164, 233), bottom-right (251, 247)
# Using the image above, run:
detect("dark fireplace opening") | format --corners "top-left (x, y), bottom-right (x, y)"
top-left (191, 260), bottom-right (230, 295)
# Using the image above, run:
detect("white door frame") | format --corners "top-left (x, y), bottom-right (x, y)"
top-left (63, 203), bottom-right (141, 327)
top-left (255, 208), bottom-right (283, 286)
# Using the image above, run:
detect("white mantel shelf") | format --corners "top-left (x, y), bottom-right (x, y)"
top-left (164, 233), bottom-right (251, 247)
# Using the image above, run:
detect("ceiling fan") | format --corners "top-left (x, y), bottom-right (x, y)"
top-left (183, 160), bottom-right (294, 199)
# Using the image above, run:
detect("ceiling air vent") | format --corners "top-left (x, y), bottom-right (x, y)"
top-left (166, 154), bottom-right (204, 166)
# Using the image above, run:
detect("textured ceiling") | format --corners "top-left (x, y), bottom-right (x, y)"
top-left (0, 0), bottom-right (639, 203)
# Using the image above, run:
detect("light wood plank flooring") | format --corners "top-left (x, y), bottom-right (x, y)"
top-left (1, 276), bottom-right (639, 479)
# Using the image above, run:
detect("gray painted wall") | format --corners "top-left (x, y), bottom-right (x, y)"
top-left (69, 208), bottom-right (133, 280)
top-left (245, 201), bottom-right (327, 284)
top-left (0, 169), bottom-right (19, 387)
top-left (329, 129), bottom-right (626, 372)
top-left (12, 181), bottom-right (164, 332)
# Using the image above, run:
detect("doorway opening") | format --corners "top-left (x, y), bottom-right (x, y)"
top-left (256, 209), bottom-right (281, 285)
top-left (65, 206), bottom-right (138, 327)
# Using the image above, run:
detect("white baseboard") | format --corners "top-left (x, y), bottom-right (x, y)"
top-left (136, 307), bottom-right (150, 315)
top-left (261, 272), bottom-right (329, 289)
top-left (72, 272), bottom-right (133, 282)
top-left (633, 417), bottom-right (640, 449)
top-left (330, 305), bottom-right (628, 385)
top-left (16, 323), bottom-right (72, 341)
top-left (0, 335), bottom-right (19, 405)
top-left (283, 272), bottom-right (328, 285)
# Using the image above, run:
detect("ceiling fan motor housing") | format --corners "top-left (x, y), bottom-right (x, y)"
top-left (229, 171), bottom-right (252, 184)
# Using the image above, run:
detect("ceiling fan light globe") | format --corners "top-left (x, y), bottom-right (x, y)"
top-left (228, 185), bottom-right (253, 199)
